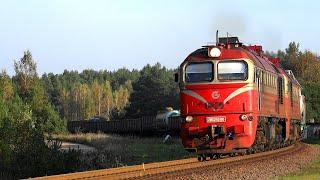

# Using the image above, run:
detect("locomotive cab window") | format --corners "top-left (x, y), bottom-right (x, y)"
top-left (185, 62), bottom-right (213, 83)
top-left (218, 61), bottom-right (248, 81)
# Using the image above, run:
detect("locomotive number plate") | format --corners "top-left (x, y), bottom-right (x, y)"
top-left (206, 116), bottom-right (226, 123)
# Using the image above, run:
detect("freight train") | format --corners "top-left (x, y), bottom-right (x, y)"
top-left (67, 116), bottom-right (181, 135)
top-left (176, 34), bottom-right (306, 161)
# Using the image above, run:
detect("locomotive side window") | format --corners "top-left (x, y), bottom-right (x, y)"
top-left (218, 61), bottom-right (248, 81)
top-left (185, 62), bottom-right (213, 83)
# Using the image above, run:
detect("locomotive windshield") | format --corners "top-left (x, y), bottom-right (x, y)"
top-left (185, 62), bottom-right (213, 83)
top-left (218, 61), bottom-right (248, 81)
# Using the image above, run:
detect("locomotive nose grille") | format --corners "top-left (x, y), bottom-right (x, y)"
top-left (206, 102), bottom-right (224, 110)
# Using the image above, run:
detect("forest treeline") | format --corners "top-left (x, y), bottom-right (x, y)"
top-left (42, 61), bottom-right (179, 121)
top-left (0, 41), bottom-right (320, 178)
top-left (275, 42), bottom-right (320, 121)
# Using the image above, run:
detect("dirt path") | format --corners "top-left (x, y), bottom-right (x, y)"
top-left (60, 142), bottom-right (96, 152)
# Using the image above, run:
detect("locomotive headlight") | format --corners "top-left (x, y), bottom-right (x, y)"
top-left (209, 47), bottom-right (221, 57)
top-left (240, 114), bottom-right (248, 121)
top-left (185, 116), bottom-right (193, 123)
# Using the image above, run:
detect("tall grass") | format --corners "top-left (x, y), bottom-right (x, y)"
top-left (53, 133), bottom-right (192, 169)
top-left (53, 133), bottom-right (109, 145)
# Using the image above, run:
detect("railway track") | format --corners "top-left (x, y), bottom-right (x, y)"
top-left (33, 143), bottom-right (306, 180)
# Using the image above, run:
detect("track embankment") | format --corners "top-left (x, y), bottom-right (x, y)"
top-left (33, 143), bottom-right (313, 180)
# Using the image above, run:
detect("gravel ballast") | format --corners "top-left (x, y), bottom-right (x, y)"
top-left (176, 144), bottom-right (320, 180)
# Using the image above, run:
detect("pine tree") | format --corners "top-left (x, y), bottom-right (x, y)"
top-left (14, 50), bottom-right (37, 98)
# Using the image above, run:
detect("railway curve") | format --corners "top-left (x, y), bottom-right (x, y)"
top-left (32, 143), bottom-right (306, 180)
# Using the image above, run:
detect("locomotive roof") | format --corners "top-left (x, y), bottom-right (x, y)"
top-left (185, 45), bottom-right (300, 86)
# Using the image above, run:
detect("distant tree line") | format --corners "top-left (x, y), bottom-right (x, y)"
top-left (270, 42), bottom-right (320, 122)
top-left (41, 62), bottom-right (179, 121)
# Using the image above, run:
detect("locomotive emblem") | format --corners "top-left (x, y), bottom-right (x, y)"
top-left (211, 91), bottom-right (220, 99)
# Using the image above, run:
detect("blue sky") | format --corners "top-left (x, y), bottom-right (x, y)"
top-left (1, 0), bottom-right (319, 75)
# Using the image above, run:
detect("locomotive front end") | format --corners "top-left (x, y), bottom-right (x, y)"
top-left (179, 44), bottom-right (257, 155)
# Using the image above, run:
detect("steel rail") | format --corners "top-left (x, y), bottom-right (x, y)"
top-left (32, 143), bottom-right (304, 180)
top-left (139, 143), bottom-right (306, 180)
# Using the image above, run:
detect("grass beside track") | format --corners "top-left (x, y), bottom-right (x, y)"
top-left (53, 133), bottom-right (192, 169)
top-left (276, 137), bottom-right (320, 180)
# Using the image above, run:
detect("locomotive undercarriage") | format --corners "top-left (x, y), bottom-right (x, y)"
top-left (195, 116), bottom-right (301, 161)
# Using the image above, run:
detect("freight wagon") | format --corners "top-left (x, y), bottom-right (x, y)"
top-left (67, 116), bottom-right (181, 135)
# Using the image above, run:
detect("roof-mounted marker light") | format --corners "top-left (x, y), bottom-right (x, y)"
top-left (209, 47), bottom-right (221, 57)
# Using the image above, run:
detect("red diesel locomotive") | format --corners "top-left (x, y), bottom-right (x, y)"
top-left (177, 35), bottom-right (305, 160)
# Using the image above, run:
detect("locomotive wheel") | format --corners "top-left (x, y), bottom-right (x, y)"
top-left (245, 149), bottom-right (250, 155)
top-left (209, 154), bottom-right (216, 160)
top-left (216, 154), bottom-right (221, 159)
top-left (197, 154), bottom-right (206, 162)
